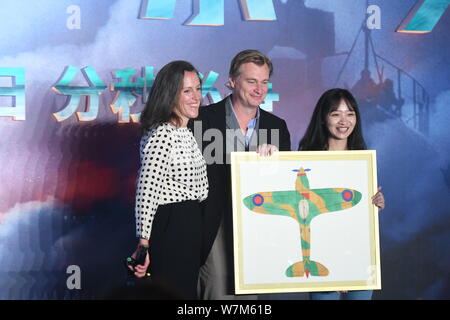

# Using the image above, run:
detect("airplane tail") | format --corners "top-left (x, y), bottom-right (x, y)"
top-left (285, 260), bottom-right (329, 278)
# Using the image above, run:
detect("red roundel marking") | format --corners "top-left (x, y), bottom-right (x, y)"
top-left (253, 194), bottom-right (264, 206)
top-left (342, 190), bottom-right (353, 201)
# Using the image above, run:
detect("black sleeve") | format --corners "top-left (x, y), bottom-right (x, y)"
top-left (279, 120), bottom-right (291, 151)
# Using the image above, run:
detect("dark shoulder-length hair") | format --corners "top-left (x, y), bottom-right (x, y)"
top-left (298, 88), bottom-right (367, 151)
top-left (139, 60), bottom-right (201, 134)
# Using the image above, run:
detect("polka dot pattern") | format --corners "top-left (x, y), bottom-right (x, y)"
top-left (135, 122), bottom-right (208, 240)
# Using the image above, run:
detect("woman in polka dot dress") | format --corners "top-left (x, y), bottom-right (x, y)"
top-left (128, 61), bottom-right (208, 299)
top-left (298, 88), bottom-right (385, 300)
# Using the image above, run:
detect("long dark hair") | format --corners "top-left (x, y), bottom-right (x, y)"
top-left (298, 88), bottom-right (366, 151)
top-left (139, 60), bottom-right (201, 134)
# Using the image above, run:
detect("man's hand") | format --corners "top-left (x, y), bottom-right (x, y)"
top-left (256, 144), bottom-right (278, 156)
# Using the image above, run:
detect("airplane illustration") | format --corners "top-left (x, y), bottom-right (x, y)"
top-left (242, 167), bottom-right (362, 278)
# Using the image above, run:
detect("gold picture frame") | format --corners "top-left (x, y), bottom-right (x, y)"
top-left (231, 150), bottom-right (381, 294)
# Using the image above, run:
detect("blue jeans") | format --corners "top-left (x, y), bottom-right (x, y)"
top-left (310, 290), bottom-right (373, 300)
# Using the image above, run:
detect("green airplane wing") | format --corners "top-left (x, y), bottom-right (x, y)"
top-left (243, 191), bottom-right (301, 221)
top-left (306, 188), bottom-right (362, 215)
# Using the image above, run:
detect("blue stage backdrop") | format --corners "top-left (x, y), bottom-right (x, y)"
top-left (0, 0), bottom-right (449, 299)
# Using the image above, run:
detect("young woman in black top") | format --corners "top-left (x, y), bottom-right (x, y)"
top-left (299, 88), bottom-right (384, 300)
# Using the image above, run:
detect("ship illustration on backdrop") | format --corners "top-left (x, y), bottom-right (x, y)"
top-left (332, 0), bottom-right (430, 136)
top-left (243, 168), bottom-right (362, 278)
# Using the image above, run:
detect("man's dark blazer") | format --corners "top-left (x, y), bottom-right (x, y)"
top-left (192, 96), bottom-right (291, 265)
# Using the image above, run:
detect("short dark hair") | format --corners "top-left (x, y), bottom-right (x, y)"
top-left (228, 49), bottom-right (273, 79)
top-left (298, 88), bottom-right (367, 151)
top-left (140, 60), bottom-right (201, 134)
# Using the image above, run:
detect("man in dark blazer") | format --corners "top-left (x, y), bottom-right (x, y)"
top-left (193, 50), bottom-right (291, 299)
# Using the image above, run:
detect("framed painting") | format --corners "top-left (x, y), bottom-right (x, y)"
top-left (230, 150), bottom-right (381, 294)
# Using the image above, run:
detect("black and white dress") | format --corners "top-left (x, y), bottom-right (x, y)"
top-left (134, 122), bottom-right (208, 298)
